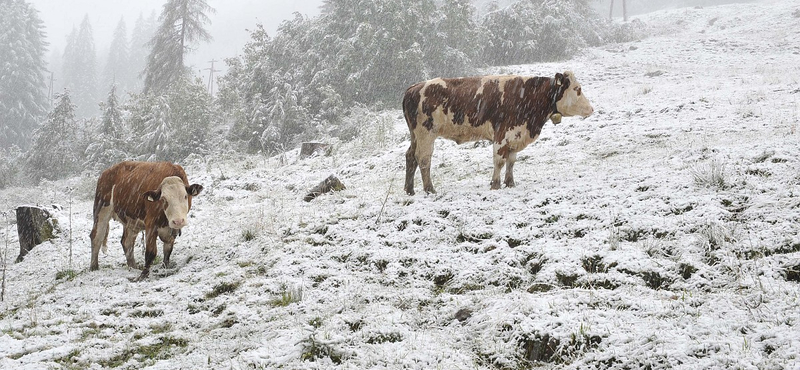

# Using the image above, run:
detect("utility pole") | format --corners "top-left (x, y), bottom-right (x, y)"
top-left (609, 0), bottom-right (628, 22)
top-left (623, 0), bottom-right (628, 22)
top-left (204, 60), bottom-right (220, 96)
top-left (609, 0), bottom-right (614, 19)
top-left (48, 71), bottom-right (55, 101)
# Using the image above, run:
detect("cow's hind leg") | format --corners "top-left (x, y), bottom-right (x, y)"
top-left (121, 225), bottom-right (139, 269)
top-left (405, 139), bottom-right (418, 195)
top-left (89, 205), bottom-right (113, 271)
top-left (490, 144), bottom-right (506, 190)
top-left (504, 151), bottom-right (517, 188)
top-left (415, 135), bottom-right (436, 194)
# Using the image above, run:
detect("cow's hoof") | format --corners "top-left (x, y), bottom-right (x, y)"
top-left (129, 269), bottom-right (150, 282)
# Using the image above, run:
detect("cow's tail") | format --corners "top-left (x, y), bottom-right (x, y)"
top-left (92, 184), bottom-right (114, 254)
top-left (402, 83), bottom-right (423, 132)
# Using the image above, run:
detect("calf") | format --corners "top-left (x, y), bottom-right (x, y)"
top-left (89, 161), bottom-right (203, 281)
top-left (402, 71), bottom-right (593, 194)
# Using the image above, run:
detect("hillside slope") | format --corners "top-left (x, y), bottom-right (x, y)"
top-left (2, 1), bottom-right (799, 369)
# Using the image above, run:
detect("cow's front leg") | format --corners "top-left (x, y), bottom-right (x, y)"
top-left (490, 144), bottom-right (506, 190)
top-left (504, 151), bottom-right (517, 188)
top-left (133, 228), bottom-right (158, 282)
top-left (158, 227), bottom-right (177, 268)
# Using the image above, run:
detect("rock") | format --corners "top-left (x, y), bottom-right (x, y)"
top-left (299, 142), bottom-right (331, 159)
top-left (303, 175), bottom-right (346, 202)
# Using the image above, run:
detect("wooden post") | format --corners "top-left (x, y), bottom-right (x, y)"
top-left (15, 206), bottom-right (55, 262)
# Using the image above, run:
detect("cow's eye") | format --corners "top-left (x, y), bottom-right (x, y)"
top-left (575, 87), bottom-right (582, 96)
top-left (185, 195), bottom-right (188, 200)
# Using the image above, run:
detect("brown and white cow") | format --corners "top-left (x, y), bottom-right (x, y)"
top-left (402, 71), bottom-right (594, 195)
top-left (89, 161), bottom-right (203, 281)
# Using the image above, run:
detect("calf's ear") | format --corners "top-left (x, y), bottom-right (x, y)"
top-left (144, 190), bottom-right (161, 202)
top-left (187, 184), bottom-right (203, 196)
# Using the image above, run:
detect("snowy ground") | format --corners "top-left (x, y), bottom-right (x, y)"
top-left (2, 1), bottom-right (800, 369)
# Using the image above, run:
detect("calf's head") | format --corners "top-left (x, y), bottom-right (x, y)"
top-left (554, 71), bottom-right (594, 118)
top-left (144, 176), bottom-right (203, 229)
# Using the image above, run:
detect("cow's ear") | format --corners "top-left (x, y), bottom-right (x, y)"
top-left (554, 72), bottom-right (571, 90)
top-left (554, 73), bottom-right (565, 86)
top-left (144, 190), bottom-right (161, 202)
top-left (187, 184), bottom-right (203, 196)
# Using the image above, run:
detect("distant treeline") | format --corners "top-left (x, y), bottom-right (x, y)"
top-left (0, 0), bottom-right (644, 188)
top-left (218, 0), bottom-right (643, 154)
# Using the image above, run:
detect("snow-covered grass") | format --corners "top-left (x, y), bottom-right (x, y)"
top-left (2, 1), bottom-right (800, 369)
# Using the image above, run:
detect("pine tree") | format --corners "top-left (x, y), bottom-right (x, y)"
top-left (26, 90), bottom-right (80, 182)
top-left (130, 12), bottom-right (157, 93)
top-left (85, 85), bottom-right (128, 170)
top-left (128, 76), bottom-right (213, 161)
top-left (143, 0), bottom-right (214, 95)
top-left (62, 15), bottom-right (98, 118)
top-left (0, 0), bottom-right (49, 150)
top-left (101, 18), bottom-right (130, 94)
top-left (100, 85), bottom-right (123, 140)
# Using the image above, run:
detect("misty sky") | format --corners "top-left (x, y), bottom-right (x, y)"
top-left (29, 0), bottom-right (323, 75)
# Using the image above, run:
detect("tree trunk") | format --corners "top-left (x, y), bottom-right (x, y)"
top-left (304, 175), bottom-right (346, 202)
top-left (15, 206), bottom-right (55, 262)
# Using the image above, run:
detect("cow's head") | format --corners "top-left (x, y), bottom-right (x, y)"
top-left (554, 71), bottom-right (594, 118)
top-left (144, 176), bottom-right (203, 229)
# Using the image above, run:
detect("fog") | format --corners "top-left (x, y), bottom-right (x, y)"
top-left (29, 0), bottom-right (323, 75)
top-left (27, 0), bottom-right (752, 86)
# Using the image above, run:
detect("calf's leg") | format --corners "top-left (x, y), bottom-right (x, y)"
top-left (158, 227), bottom-right (177, 268)
top-left (133, 228), bottom-right (158, 282)
top-left (121, 225), bottom-right (139, 269)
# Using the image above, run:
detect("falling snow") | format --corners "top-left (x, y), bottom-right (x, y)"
top-left (2, 1), bottom-right (800, 369)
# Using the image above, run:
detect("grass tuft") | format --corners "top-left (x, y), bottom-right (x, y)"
top-left (690, 159), bottom-right (729, 189)
top-left (205, 281), bottom-right (241, 300)
top-left (271, 285), bottom-right (303, 307)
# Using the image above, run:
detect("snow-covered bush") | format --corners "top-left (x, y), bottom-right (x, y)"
top-left (0, 146), bottom-right (24, 189)
top-left (218, 0), bottom-right (481, 153)
top-left (481, 0), bottom-right (643, 65)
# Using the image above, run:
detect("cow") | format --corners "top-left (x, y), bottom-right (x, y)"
top-left (402, 71), bottom-right (594, 195)
top-left (89, 161), bottom-right (203, 281)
